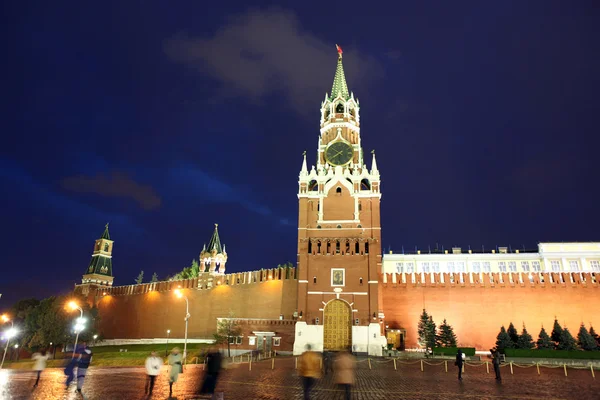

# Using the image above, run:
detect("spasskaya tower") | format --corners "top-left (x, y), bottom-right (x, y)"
top-left (293, 45), bottom-right (386, 355)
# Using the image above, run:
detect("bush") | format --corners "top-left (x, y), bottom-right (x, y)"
top-left (504, 349), bottom-right (600, 359)
top-left (432, 347), bottom-right (475, 356)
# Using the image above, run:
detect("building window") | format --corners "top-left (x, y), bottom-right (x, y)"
top-left (456, 262), bottom-right (465, 273)
top-left (357, 224), bottom-right (362, 228)
top-left (337, 224), bottom-right (342, 229)
top-left (249, 337), bottom-right (256, 346)
top-left (359, 277), bottom-right (363, 285)
top-left (569, 260), bottom-right (580, 271)
top-left (508, 262), bottom-right (517, 273)
top-left (273, 337), bottom-right (281, 347)
top-left (590, 261), bottom-right (600, 272)
top-left (532, 261), bottom-right (541, 272)
top-left (483, 262), bottom-right (491, 273)
top-left (365, 242), bottom-right (369, 253)
top-left (521, 262), bottom-right (530, 272)
top-left (472, 262), bottom-right (481, 273)
top-left (422, 262), bottom-right (430, 273)
top-left (228, 336), bottom-right (242, 345)
top-left (432, 262), bottom-right (440, 273)
top-left (498, 262), bottom-right (507, 272)
top-left (406, 262), bottom-right (414, 274)
top-left (355, 318), bottom-right (360, 325)
top-left (447, 262), bottom-right (455, 274)
top-left (358, 202), bottom-right (362, 211)
top-left (395, 263), bottom-right (403, 273)
top-left (104, 243), bottom-right (109, 252)
top-left (313, 276), bottom-right (317, 284)
top-left (550, 260), bottom-right (561, 272)
top-left (336, 187), bottom-right (342, 195)
top-left (317, 225), bottom-right (321, 229)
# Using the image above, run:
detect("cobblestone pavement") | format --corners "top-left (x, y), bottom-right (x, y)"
top-left (1, 357), bottom-right (598, 399)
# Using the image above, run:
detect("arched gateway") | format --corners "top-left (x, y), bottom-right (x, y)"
top-left (323, 299), bottom-right (352, 350)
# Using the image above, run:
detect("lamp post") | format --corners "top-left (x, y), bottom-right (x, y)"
top-left (174, 289), bottom-right (190, 364)
top-left (68, 301), bottom-right (85, 358)
top-left (1, 315), bottom-right (16, 369)
top-left (165, 329), bottom-right (171, 357)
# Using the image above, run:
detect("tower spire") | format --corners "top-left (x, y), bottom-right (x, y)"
top-left (331, 44), bottom-right (349, 100)
top-left (200, 224), bottom-right (228, 274)
top-left (300, 150), bottom-right (308, 176)
top-left (371, 149), bottom-right (379, 176)
top-left (101, 223), bottom-right (110, 240)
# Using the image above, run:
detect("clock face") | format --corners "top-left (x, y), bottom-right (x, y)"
top-left (325, 141), bottom-right (353, 166)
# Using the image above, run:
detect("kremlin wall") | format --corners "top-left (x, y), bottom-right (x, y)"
top-left (75, 49), bottom-right (600, 356)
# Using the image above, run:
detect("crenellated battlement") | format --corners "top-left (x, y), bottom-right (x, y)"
top-left (381, 271), bottom-right (599, 288)
top-left (101, 266), bottom-right (297, 297)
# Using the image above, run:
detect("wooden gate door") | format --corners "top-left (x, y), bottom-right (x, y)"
top-left (323, 300), bottom-right (352, 351)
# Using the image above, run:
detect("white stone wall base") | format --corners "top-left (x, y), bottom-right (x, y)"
top-left (293, 322), bottom-right (387, 356)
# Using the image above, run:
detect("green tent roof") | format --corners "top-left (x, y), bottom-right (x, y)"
top-left (330, 55), bottom-right (350, 100)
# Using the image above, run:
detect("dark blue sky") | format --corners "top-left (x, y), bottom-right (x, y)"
top-left (1, 1), bottom-right (599, 306)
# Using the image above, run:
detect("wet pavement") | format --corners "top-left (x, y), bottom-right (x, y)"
top-left (0, 357), bottom-right (598, 399)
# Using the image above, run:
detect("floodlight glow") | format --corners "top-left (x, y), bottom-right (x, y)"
top-left (174, 289), bottom-right (183, 298)
top-left (76, 317), bottom-right (87, 324)
top-left (68, 301), bottom-right (79, 310)
top-left (0, 315), bottom-right (8, 323)
top-left (93, 335), bottom-right (98, 340)
top-left (5, 328), bottom-right (17, 339)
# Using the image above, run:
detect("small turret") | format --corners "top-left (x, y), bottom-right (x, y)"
top-left (371, 150), bottom-right (379, 177)
top-left (199, 224), bottom-right (228, 274)
top-left (300, 151), bottom-right (308, 177)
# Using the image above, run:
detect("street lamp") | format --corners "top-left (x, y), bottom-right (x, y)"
top-left (165, 329), bottom-right (171, 357)
top-left (0, 323), bottom-right (17, 369)
top-left (174, 289), bottom-right (190, 364)
top-left (68, 301), bottom-right (85, 358)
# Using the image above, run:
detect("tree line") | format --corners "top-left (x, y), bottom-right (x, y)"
top-left (495, 320), bottom-right (599, 352)
top-left (2, 295), bottom-right (99, 356)
top-left (417, 309), bottom-right (458, 352)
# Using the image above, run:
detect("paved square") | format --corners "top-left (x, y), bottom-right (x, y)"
top-left (1, 357), bottom-right (598, 399)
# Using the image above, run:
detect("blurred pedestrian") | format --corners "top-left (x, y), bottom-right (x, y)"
top-left (198, 347), bottom-right (223, 399)
top-left (32, 349), bottom-right (49, 388)
top-left (76, 342), bottom-right (93, 394)
top-left (145, 351), bottom-right (162, 395)
top-left (491, 348), bottom-right (502, 381)
top-left (455, 349), bottom-right (464, 381)
top-left (298, 344), bottom-right (321, 400)
top-left (168, 347), bottom-right (183, 397)
top-left (64, 353), bottom-right (78, 390)
top-left (334, 347), bottom-right (355, 400)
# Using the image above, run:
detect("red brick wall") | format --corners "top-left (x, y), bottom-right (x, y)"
top-left (382, 272), bottom-right (600, 350)
top-left (94, 277), bottom-right (297, 341)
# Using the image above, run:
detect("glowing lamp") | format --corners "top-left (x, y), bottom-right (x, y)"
top-left (174, 289), bottom-right (183, 298)
top-left (0, 315), bottom-right (8, 323)
top-left (93, 335), bottom-right (98, 340)
top-left (68, 301), bottom-right (79, 310)
top-left (5, 328), bottom-right (17, 339)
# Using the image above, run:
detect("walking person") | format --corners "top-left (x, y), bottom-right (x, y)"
top-left (298, 344), bottom-right (321, 400)
top-left (64, 352), bottom-right (78, 390)
top-left (455, 349), bottom-right (464, 381)
top-left (334, 347), bottom-right (355, 400)
top-left (167, 347), bottom-right (183, 397)
top-left (198, 347), bottom-right (223, 399)
top-left (491, 348), bottom-right (502, 381)
top-left (145, 351), bottom-right (162, 395)
top-left (76, 343), bottom-right (93, 394)
top-left (32, 349), bottom-right (49, 388)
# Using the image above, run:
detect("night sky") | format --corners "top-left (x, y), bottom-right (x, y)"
top-left (2, 2), bottom-right (599, 307)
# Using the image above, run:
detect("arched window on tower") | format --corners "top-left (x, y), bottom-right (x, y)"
top-left (358, 202), bottom-right (362, 211)
top-left (361, 179), bottom-right (371, 190)
top-left (308, 240), bottom-right (312, 254)
top-left (103, 243), bottom-right (109, 252)
top-left (336, 187), bottom-right (342, 195)
top-left (345, 240), bottom-right (350, 254)
top-left (336, 241), bottom-right (340, 254)
top-left (308, 180), bottom-right (318, 191)
top-left (336, 103), bottom-right (344, 113)
top-left (365, 242), bottom-right (369, 254)
top-left (317, 241), bottom-right (322, 254)
top-left (327, 241), bottom-right (331, 254)
top-left (355, 241), bottom-right (360, 254)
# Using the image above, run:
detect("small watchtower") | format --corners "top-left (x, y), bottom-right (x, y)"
top-left (200, 224), bottom-right (227, 274)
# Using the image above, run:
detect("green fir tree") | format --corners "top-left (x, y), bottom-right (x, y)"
top-left (417, 309), bottom-right (430, 349)
top-left (496, 326), bottom-right (514, 351)
top-left (437, 319), bottom-right (458, 347)
top-left (577, 323), bottom-right (598, 351)
top-left (557, 327), bottom-right (577, 351)
top-left (589, 326), bottom-right (600, 349)
top-left (507, 322), bottom-right (519, 346)
top-left (536, 327), bottom-right (553, 350)
top-left (551, 318), bottom-right (563, 348)
top-left (425, 316), bottom-right (437, 352)
top-left (151, 273), bottom-right (158, 283)
top-left (516, 325), bottom-right (535, 349)
top-left (135, 270), bottom-right (144, 285)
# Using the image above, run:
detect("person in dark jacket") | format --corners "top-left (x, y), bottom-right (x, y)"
top-left (76, 343), bottom-right (92, 394)
top-left (63, 354), bottom-right (78, 389)
top-left (491, 348), bottom-right (502, 381)
top-left (455, 349), bottom-right (464, 381)
top-left (198, 348), bottom-right (223, 398)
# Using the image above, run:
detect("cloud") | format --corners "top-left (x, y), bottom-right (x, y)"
top-left (61, 171), bottom-right (162, 210)
top-left (0, 158), bottom-right (144, 235)
top-left (163, 7), bottom-right (383, 114)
